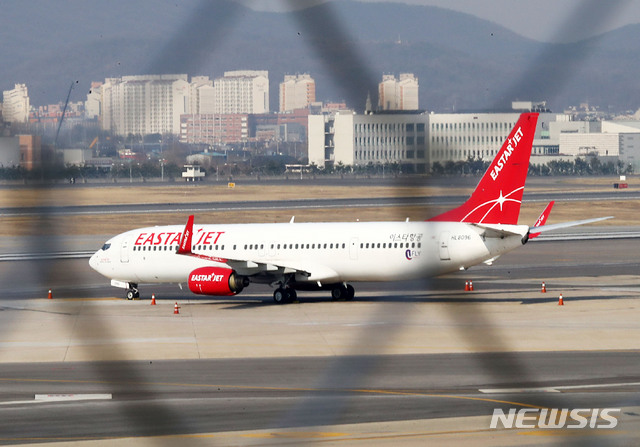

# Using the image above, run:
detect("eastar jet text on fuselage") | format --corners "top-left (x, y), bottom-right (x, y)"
top-left (89, 113), bottom-right (611, 303)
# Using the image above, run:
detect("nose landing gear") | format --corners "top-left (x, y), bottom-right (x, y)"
top-left (126, 284), bottom-right (140, 300)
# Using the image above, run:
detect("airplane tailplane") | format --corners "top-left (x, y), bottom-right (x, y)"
top-left (429, 112), bottom-right (539, 225)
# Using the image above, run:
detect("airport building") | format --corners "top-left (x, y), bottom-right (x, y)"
top-left (558, 120), bottom-right (640, 171)
top-left (429, 110), bottom-right (560, 165)
top-left (308, 110), bottom-right (429, 173)
top-left (279, 74), bottom-right (316, 112)
top-left (214, 70), bottom-right (269, 114)
top-left (308, 103), bottom-right (563, 173)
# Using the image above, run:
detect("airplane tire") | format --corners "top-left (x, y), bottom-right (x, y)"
top-left (273, 288), bottom-right (287, 304)
top-left (345, 284), bottom-right (355, 301)
top-left (331, 286), bottom-right (344, 300)
top-left (126, 290), bottom-right (135, 300)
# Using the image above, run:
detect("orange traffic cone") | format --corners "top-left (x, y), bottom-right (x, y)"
top-left (150, 294), bottom-right (156, 305)
top-left (541, 282), bottom-right (547, 293)
top-left (469, 280), bottom-right (474, 292)
top-left (174, 302), bottom-right (180, 314)
top-left (48, 289), bottom-right (52, 299)
top-left (558, 294), bottom-right (564, 306)
top-left (465, 281), bottom-right (470, 291)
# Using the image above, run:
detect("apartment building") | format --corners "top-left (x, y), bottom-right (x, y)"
top-left (279, 74), bottom-right (316, 112)
top-left (214, 70), bottom-right (269, 114)
top-left (2, 84), bottom-right (30, 124)
top-left (100, 74), bottom-right (190, 136)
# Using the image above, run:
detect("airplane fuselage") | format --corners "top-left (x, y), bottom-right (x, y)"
top-left (90, 220), bottom-right (529, 288)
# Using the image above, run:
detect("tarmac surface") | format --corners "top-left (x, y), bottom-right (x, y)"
top-left (0, 236), bottom-right (639, 445)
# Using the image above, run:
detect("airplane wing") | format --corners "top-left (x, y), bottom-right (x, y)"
top-left (530, 216), bottom-right (614, 234)
top-left (471, 223), bottom-right (529, 239)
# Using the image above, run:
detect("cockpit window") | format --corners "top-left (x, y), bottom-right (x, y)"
top-left (101, 243), bottom-right (111, 251)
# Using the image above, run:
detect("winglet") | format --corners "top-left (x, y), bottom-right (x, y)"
top-left (177, 215), bottom-right (194, 255)
top-left (529, 201), bottom-right (554, 239)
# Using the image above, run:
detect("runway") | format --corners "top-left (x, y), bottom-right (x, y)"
top-left (0, 353), bottom-right (638, 445)
top-left (2, 189), bottom-right (640, 217)
top-left (1, 178), bottom-right (640, 446)
top-left (0, 236), bottom-right (639, 444)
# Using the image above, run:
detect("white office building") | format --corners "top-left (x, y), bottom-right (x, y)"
top-left (429, 111), bottom-right (561, 164)
top-left (279, 74), bottom-right (315, 112)
top-left (214, 70), bottom-right (269, 114)
top-left (100, 74), bottom-right (190, 136)
top-left (308, 110), bottom-right (429, 172)
top-left (2, 84), bottom-right (30, 124)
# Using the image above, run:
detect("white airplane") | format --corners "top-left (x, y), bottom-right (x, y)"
top-left (89, 113), bottom-right (610, 303)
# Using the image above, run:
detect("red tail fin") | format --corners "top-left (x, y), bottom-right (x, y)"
top-left (429, 113), bottom-right (539, 225)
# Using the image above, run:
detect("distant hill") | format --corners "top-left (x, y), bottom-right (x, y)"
top-left (2, 0), bottom-right (640, 113)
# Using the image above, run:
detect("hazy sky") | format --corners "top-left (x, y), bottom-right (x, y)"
top-left (238, 0), bottom-right (640, 42)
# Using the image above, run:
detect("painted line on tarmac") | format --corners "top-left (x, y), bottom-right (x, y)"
top-left (480, 381), bottom-right (640, 394)
top-left (0, 394), bottom-right (112, 406)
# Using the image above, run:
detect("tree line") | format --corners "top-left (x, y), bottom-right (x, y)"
top-left (0, 155), bottom-right (633, 182)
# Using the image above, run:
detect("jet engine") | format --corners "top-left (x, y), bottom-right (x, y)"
top-left (188, 267), bottom-right (248, 296)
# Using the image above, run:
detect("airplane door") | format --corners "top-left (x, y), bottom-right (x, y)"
top-left (120, 239), bottom-right (129, 263)
top-left (439, 232), bottom-right (450, 261)
top-left (349, 237), bottom-right (359, 260)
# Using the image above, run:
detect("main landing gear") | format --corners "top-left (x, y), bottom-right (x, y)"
top-left (126, 283), bottom-right (140, 300)
top-left (272, 283), bottom-right (355, 304)
top-left (331, 284), bottom-right (355, 301)
top-left (273, 287), bottom-right (297, 304)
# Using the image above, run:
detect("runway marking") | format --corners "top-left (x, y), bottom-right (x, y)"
top-left (244, 431), bottom-right (347, 439)
top-left (0, 394), bottom-right (112, 406)
top-left (480, 381), bottom-right (640, 394)
top-left (0, 377), bottom-right (544, 410)
top-left (0, 337), bottom-right (195, 348)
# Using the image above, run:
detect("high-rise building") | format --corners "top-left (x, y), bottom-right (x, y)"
top-left (190, 76), bottom-right (215, 115)
top-left (279, 74), bottom-right (315, 112)
top-left (85, 82), bottom-right (102, 119)
top-left (2, 84), bottom-right (30, 123)
top-left (214, 70), bottom-right (269, 114)
top-left (100, 74), bottom-right (190, 136)
top-left (378, 73), bottom-right (419, 111)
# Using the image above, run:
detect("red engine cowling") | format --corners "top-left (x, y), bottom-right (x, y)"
top-left (188, 267), bottom-right (248, 296)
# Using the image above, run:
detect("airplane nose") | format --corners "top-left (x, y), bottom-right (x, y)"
top-left (89, 252), bottom-right (98, 271)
